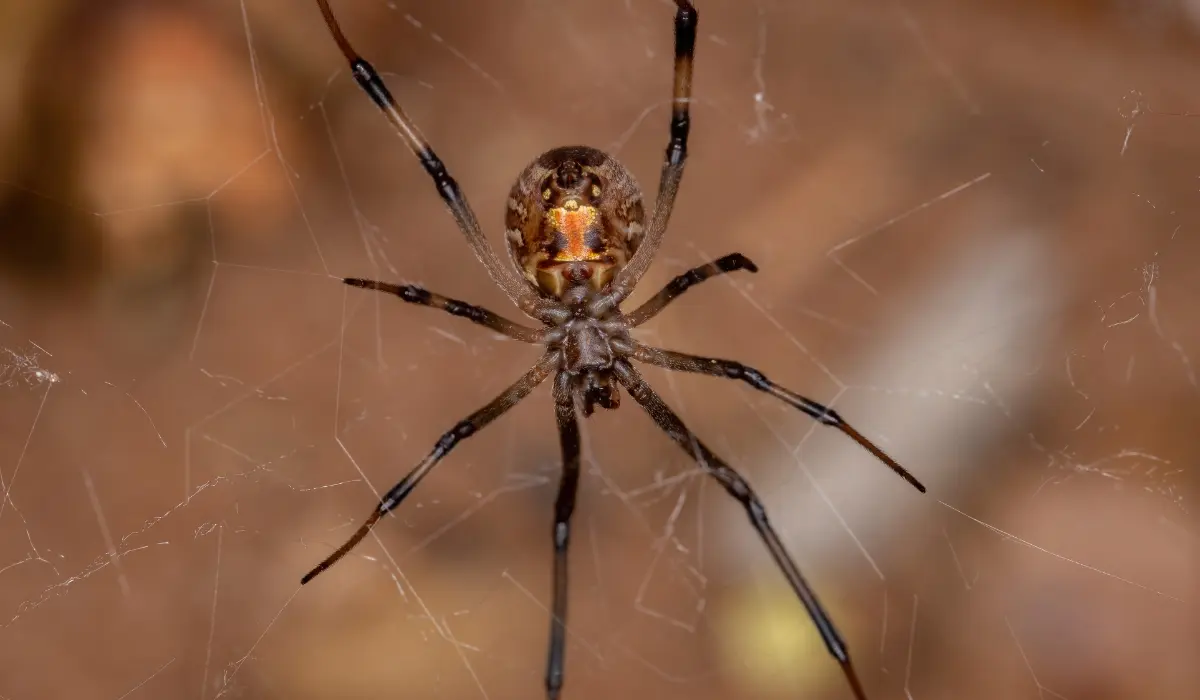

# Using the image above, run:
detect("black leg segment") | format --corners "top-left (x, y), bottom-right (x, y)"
top-left (301, 352), bottom-right (557, 585)
top-left (623, 253), bottom-right (757, 327)
top-left (614, 360), bottom-right (872, 700)
top-left (628, 342), bottom-right (926, 493)
top-left (544, 372), bottom-right (582, 699)
top-left (344, 278), bottom-right (540, 342)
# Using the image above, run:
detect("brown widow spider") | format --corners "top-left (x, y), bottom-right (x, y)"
top-left (303, 1), bottom-right (926, 698)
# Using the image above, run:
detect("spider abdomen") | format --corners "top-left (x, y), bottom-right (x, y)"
top-left (504, 146), bottom-right (645, 299)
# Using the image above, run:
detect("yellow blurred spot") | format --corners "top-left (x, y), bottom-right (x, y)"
top-left (713, 578), bottom-right (856, 696)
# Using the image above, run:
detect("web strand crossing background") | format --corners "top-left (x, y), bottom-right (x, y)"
top-left (0, 1), bottom-right (1196, 698)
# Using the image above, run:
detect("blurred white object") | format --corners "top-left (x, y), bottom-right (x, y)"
top-left (718, 218), bottom-right (1057, 576)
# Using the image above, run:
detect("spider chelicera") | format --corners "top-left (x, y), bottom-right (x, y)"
top-left (303, 1), bottom-right (926, 698)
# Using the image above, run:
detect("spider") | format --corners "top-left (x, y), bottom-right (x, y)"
top-left (303, 1), bottom-right (926, 698)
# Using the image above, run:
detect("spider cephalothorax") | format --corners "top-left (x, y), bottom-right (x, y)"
top-left (505, 146), bottom-right (645, 298)
top-left (306, 2), bottom-right (926, 700)
top-left (546, 309), bottom-right (632, 415)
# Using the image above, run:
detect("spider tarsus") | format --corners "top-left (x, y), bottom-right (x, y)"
top-left (841, 661), bottom-right (870, 700)
top-left (316, 0), bottom-right (358, 61)
top-left (836, 422), bottom-right (928, 494)
top-left (661, 253), bottom-right (757, 299)
top-left (719, 252), bottom-right (758, 273)
top-left (345, 277), bottom-right (434, 305)
top-left (300, 510), bottom-right (382, 585)
top-left (343, 276), bottom-right (397, 293)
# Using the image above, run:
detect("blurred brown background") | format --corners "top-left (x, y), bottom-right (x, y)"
top-left (0, 0), bottom-right (1197, 698)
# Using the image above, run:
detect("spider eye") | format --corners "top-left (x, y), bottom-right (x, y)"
top-left (591, 184), bottom-right (602, 198)
top-left (542, 188), bottom-right (552, 201)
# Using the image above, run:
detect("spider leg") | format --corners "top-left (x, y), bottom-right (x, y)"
top-left (622, 253), bottom-right (758, 327)
top-left (301, 352), bottom-right (558, 584)
top-left (591, 0), bottom-right (697, 315)
top-left (345, 278), bottom-right (542, 342)
top-left (627, 342), bottom-right (926, 493)
top-left (545, 372), bottom-right (581, 700)
top-left (613, 360), bottom-right (871, 700)
top-left (314, 0), bottom-right (548, 318)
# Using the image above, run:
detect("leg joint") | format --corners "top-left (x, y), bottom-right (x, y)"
top-left (436, 420), bottom-right (476, 452)
top-left (400, 286), bottom-right (431, 304)
top-left (667, 267), bottom-right (702, 294)
top-left (720, 360), bottom-right (762, 384)
top-left (741, 366), bottom-right (766, 385)
top-left (725, 362), bottom-right (769, 389)
top-left (719, 469), bottom-right (755, 505)
top-left (553, 521), bottom-right (570, 549)
top-left (745, 495), bottom-right (767, 524)
top-left (443, 299), bottom-right (482, 321)
top-left (805, 401), bottom-right (840, 425)
top-left (665, 138), bottom-right (688, 167)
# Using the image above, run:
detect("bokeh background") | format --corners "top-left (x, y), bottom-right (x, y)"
top-left (1, 0), bottom-right (1197, 698)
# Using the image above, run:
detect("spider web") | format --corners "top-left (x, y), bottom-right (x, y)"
top-left (0, 1), bottom-right (1196, 698)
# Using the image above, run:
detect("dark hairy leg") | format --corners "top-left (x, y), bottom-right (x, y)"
top-left (344, 278), bottom-right (541, 343)
top-left (544, 373), bottom-right (581, 699)
top-left (613, 360), bottom-right (872, 700)
top-left (622, 253), bottom-right (758, 327)
top-left (314, 0), bottom-right (547, 317)
top-left (591, 0), bottom-right (698, 314)
top-left (301, 352), bottom-right (558, 584)
top-left (627, 342), bottom-right (925, 493)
